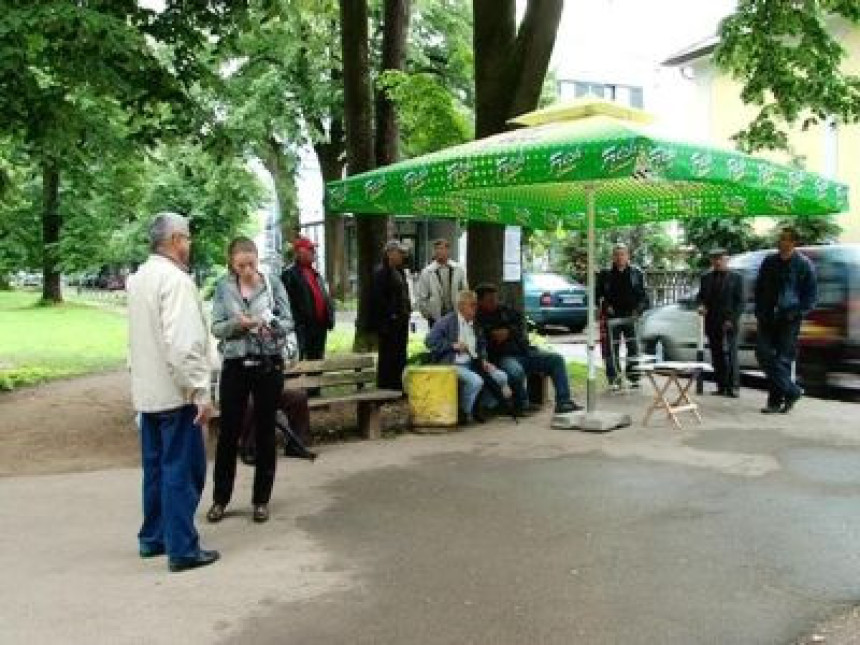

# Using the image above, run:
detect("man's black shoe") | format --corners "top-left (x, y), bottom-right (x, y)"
top-left (168, 549), bottom-right (220, 573)
top-left (139, 545), bottom-right (165, 558)
top-left (761, 405), bottom-right (782, 414)
top-left (780, 391), bottom-right (802, 414)
top-left (711, 388), bottom-right (726, 397)
top-left (554, 401), bottom-right (583, 414)
top-left (523, 403), bottom-right (542, 415)
top-left (725, 389), bottom-right (739, 398)
top-left (471, 404), bottom-right (487, 424)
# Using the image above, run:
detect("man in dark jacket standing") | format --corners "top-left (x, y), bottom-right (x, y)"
top-left (281, 237), bottom-right (335, 360)
top-left (696, 248), bottom-right (744, 397)
top-left (755, 228), bottom-right (817, 414)
top-left (371, 240), bottom-right (412, 391)
top-left (596, 243), bottom-right (650, 388)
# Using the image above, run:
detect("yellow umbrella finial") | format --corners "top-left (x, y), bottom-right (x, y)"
top-left (509, 97), bottom-right (654, 127)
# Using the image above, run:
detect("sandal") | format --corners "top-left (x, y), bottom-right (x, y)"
top-left (206, 503), bottom-right (226, 523)
top-left (252, 504), bottom-right (269, 523)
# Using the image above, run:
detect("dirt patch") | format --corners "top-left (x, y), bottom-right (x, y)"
top-left (0, 370), bottom-right (410, 477)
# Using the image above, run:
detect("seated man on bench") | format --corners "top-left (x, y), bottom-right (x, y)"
top-left (476, 284), bottom-right (582, 415)
top-left (426, 290), bottom-right (516, 424)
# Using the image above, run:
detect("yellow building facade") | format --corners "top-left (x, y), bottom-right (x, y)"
top-left (664, 21), bottom-right (860, 242)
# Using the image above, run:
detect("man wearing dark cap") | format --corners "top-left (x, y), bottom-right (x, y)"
top-left (281, 237), bottom-right (335, 361)
top-left (371, 240), bottom-right (413, 390)
top-left (696, 248), bottom-right (744, 397)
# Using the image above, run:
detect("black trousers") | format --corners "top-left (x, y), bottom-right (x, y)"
top-left (377, 320), bottom-right (410, 390)
top-left (213, 358), bottom-right (284, 506)
top-left (604, 317), bottom-right (639, 383)
top-left (298, 324), bottom-right (327, 360)
top-left (706, 318), bottom-right (739, 391)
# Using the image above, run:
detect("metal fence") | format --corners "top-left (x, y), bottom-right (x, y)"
top-left (644, 270), bottom-right (697, 307)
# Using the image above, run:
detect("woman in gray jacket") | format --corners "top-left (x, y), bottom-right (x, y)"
top-left (207, 237), bottom-right (293, 524)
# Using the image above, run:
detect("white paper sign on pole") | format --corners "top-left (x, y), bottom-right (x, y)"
top-left (503, 226), bottom-right (522, 282)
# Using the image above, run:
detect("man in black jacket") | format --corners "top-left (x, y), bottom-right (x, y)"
top-left (755, 228), bottom-right (817, 414)
top-left (371, 240), bottom-right (412, 391)
top-left (476, 284), bottom-right (581, 414)
top-left (281, 237), bottom-right (335, 361)
top-left (696, 248), bottom-right (744, 397)
top-left (596, 243), bottom-right (650, 388)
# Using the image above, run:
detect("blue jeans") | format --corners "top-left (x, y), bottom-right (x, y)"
top-left (455, 365), bottom-right (508, 413)
top-left (138, 405), bottom-right (206, 560)
top-left (756, 318), bottom-right (802, 402)
top-left (499, 349), bottom-right (572, 407)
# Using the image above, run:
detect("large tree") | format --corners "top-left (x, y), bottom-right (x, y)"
top-left (716, 1), bottom-right (859, 242)
top-left (466, 0), bottom-right (563, 299)
top-left (717, 0), bottom-right (860, 153)
top-left (0, 0), bottom-right (250, 302)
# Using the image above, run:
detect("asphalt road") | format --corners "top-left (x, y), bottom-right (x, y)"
top-left (227, 395), bottom-right (860, 645)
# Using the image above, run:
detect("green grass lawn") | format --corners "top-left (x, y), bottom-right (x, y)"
top-left (0, 291), bottom-right (128, 390)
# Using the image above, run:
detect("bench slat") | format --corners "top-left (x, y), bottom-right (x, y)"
top-left (286, 371), bottom-right (376, 390)
top-left (287, 354), bottom-right (375, 375)
top-left (307, 389), bottom-right (403, 408)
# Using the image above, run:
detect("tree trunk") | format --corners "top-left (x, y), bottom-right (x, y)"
top-left (341, 0), bottom-right (385, 351)
top-left (260, 137), bottom-right (300, 243)
top-left (41, 160), bottom-right (62, 304)
top-left (467, 0), bottom-right (562, 304)
top-left (315, 119), bottom-right (348, 301)
top-left (375, 0), bottom-right (411, 168)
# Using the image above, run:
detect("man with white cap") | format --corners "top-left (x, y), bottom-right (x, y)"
top-left (126, 212), bottom-right (219, 573)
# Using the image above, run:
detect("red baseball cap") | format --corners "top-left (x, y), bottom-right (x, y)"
top-left (293, 237), bottom-right (317, 252)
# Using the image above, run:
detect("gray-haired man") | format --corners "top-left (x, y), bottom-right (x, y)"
top-left (127, 212), bottom-right (219, 573)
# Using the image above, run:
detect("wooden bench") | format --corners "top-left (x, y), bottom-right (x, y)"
top-left (284, 354), bottom-right (402, 439)
top-left (210, 354), bottom-right (402, 440)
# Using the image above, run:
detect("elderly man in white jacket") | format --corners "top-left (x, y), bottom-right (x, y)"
top-left (416, 238), bottom-right (468, 328)
top-left (127, 212), bottom-right (219, 573)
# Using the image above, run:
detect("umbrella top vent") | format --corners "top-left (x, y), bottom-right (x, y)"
top-left (509, 97), bottom-right (655, 128)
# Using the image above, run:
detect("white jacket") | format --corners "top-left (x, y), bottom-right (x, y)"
top-left (416, 260), bottom-right (468, 322)
top-left (127, 255), bottom-right (213, 413)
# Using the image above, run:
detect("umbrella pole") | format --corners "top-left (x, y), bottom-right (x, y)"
top-left (586, 185), bottom-right (597, 412)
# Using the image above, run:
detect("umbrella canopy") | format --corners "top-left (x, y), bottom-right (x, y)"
top-left (325, 101), bottom-right (848, 229)
top-left (325, 99), bottom-right (849, 415)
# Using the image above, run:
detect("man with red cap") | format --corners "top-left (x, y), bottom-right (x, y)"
top-left (281, 237), bottom-right (335, 361)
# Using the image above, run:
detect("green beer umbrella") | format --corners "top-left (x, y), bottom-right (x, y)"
top-left (325, 99), bottom-right (849, 413)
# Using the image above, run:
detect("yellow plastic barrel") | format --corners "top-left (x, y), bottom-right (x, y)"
top-left (405, 365), bottom-right (459, 430)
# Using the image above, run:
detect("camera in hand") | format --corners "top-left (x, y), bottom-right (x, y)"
top-left (261, 308), bottom-right (281, 331)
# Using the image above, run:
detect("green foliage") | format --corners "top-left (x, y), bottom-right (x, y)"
top-left (716, 1), bottom-right (860, 152)
top-left (771, 215), bottom-right (843, 245)
top-left (377, 71), bottom-right (472, 156)
top-left (530, 224), bottom-right (680, 281)
top-left (682, 216), bottom-right (764, 269)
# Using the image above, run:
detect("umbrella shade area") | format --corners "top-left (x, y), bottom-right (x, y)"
top-left (325, 115), bottom-right (848, 229)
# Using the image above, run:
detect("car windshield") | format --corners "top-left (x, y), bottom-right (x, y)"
top-left (527, 273), bottom-right (577, 290)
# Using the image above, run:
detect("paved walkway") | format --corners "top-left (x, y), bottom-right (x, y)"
top-left (2, 389), bottom-right (860, 644)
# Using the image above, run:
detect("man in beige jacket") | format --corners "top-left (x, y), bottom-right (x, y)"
top-left (127, 212), bottom-right (219, 573)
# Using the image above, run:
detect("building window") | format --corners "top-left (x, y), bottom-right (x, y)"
top-left (559, 79), bottom-right (644, 109)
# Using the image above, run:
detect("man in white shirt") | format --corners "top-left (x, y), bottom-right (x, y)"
top-left (417, 239), bottom-right (468, 327)
top-left (127, 212), bottom-right (219, 573)
top-left (425, 290), bottom-right (513, 423)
